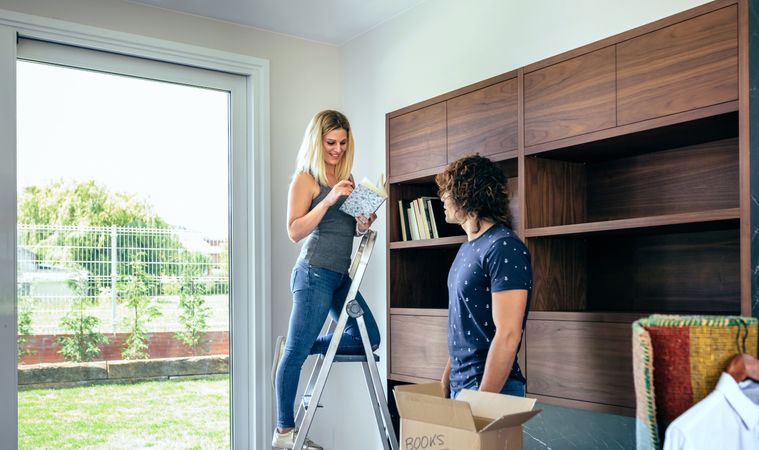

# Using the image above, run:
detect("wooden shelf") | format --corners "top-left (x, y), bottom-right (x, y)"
top-left (389, 235), bottom-right (467, 249)
top-left (389, 373), bottom-right (439, 384)
top-left (388, 155), bottom-right (518, 184)
top-left (388, 165), bottom-right (447, 184)
top-left (390, 308), bottom-right (448, 316)
top-left (524, 208), bottom-right (739, 238)
top-left (528, 311), bottom-right (646, 323)
top-left (524, 102), bottom-right (738, 161)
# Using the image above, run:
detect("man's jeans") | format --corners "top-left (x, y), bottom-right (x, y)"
top-left (276, 261), bottom-right (381, 428)
top-left (451, 377), bottom-right (526, 399)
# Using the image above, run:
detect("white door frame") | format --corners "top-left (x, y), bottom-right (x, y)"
top-left (0, 10), bottom-right (271, 450)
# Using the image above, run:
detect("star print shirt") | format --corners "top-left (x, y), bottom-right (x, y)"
top-left (447, 223), bottom-right (532, 394)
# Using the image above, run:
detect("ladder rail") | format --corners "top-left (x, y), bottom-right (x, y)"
top-left (362, 361), bottom-right (392, 450)
top-left (291, 230), bottom-right (399, 450)
top-left (357, 314), bottom-right (398, 450)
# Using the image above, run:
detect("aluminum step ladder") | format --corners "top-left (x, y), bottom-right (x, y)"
top-left (292, 230), bottom-right (399, 450)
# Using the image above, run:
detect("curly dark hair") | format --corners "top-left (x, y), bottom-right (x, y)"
top-left (435, 155), bottom-right (511, 230)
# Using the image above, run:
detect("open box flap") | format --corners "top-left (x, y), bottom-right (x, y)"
top-left (394, 382), bottom-right (446, 397)
top-left (479, 410), bottom-right (542, 432)
top-left (394, 386), bottom-right (477, 431)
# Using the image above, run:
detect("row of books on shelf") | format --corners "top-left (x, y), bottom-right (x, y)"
top-left (398, 196), bottom-right (458, 241)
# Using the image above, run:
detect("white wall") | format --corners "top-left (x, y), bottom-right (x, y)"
top-left (339, 0), bottom-right (711, 449)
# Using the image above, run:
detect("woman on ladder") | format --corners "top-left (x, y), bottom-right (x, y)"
top-left (272, 110), bottom-right (381, 450)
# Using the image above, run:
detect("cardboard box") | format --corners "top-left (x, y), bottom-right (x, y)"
top-left (393, 383), bottom-right (540, 450)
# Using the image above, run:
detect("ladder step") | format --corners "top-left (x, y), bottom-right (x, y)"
top-left (332, 353), bottom-right (380, 363)
top-left (300, 395), bottom-right (323, 409)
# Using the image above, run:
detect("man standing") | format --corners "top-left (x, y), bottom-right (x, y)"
top-left (435, 155), bottom-right (532, 399)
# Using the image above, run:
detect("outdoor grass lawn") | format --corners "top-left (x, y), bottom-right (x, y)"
top-left (18, 374), bottom-right (230, 449)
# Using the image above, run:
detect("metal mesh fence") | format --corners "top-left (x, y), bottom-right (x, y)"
top-left (17, 224), bottom-right (229, 334)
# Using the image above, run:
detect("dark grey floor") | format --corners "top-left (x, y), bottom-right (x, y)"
top-left (523, 403), bottom-right (635, 450)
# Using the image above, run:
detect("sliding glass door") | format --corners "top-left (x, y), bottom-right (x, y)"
top-left (14, 39), bottom-right (243, 449)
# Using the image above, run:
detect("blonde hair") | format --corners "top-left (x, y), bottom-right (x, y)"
top-left (294, 110), bottom-right (355, 186)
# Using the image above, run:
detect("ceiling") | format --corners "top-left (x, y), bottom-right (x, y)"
top-left (125, 0), bottom-right (427, 46)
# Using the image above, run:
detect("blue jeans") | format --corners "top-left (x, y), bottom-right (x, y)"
top-left (451, 377), bottom-right (525, 399)
top-left (276, 261), bottom-right (381, 428)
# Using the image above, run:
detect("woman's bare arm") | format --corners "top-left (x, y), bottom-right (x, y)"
top-left (287, 172), bottom-right (353, 242)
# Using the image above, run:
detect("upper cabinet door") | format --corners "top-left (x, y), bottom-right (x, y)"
top-left (388, 103), bottom-right (447, 178)
top-left (447, 78), bottom-right (518, 162)
top-left (617, 6), bottom-right (738, 126)
top-left (524, 46), bottom-right (616, 148)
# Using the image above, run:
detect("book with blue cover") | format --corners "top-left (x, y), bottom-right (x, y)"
top-left (339, 173), bottom-right (387, 217)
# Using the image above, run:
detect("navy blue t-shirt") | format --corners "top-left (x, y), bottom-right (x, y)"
top-left (447, 223), bottom-right (532, 393)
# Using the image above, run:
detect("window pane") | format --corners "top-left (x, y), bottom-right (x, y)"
top-left (17, 60), bottom-right (231, 449)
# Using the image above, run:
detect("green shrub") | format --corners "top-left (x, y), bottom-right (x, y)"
top-left (17, 295), bottom-right (34, 357)
top-left (118, 257), bottom-right (161, 360)
top-left (175, 266), bottom-right (211, 355)
top-left (57, 278), bottom-right (108, 362)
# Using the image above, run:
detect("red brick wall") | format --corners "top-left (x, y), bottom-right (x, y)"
top-left (19, 331), bottom-right (229, 365)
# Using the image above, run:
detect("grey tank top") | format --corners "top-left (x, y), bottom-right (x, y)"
top-left (298, 184), bottom-right (355, 273)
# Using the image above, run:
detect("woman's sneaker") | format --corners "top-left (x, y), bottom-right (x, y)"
top-left (271, 335), bottom-right (285, 390)
top-left (272, 428), bottom-right (323, 450)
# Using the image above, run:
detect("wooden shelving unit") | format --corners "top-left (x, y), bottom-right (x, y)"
top-left (385, 0), bottom-right (750, 417)
top-left (524, 208), bottom-right (740, 238)
top-left (388, 235), bottom-right (467, 249)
